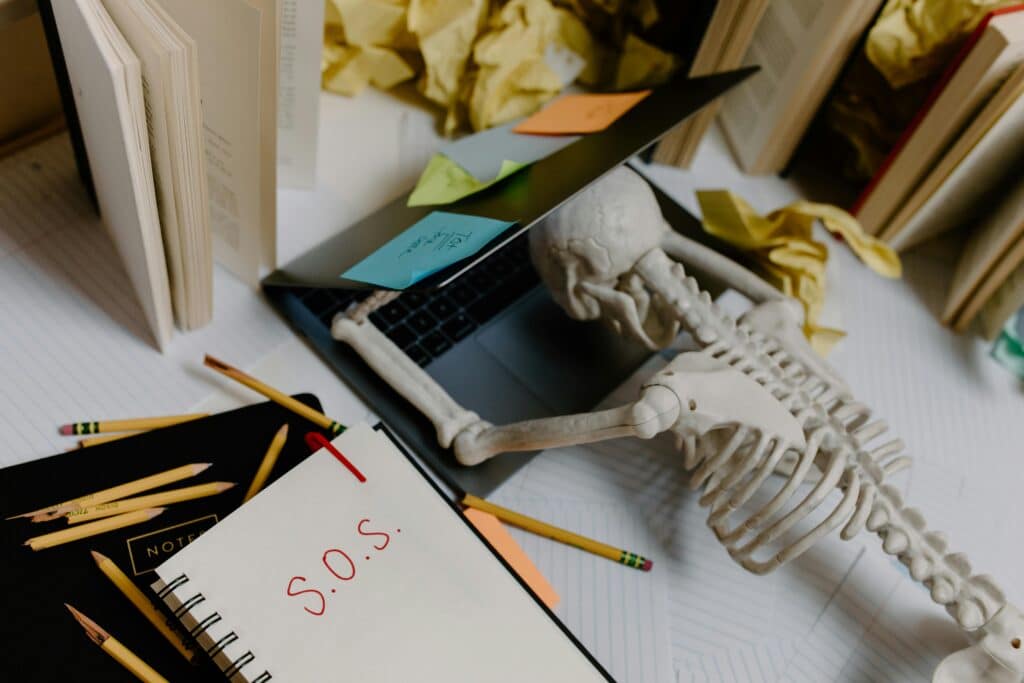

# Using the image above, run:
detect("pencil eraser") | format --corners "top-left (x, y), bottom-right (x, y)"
top-left (641, 559), bottom-right (653, 572)
top-left (58, 424), bottom-right (73, 436)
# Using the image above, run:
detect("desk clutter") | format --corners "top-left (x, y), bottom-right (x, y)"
top-left (2, 2), bottom-right (1023, 682)
top-left (1, 358), bottom-right (658, 681)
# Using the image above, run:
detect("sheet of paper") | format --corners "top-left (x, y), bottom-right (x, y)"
top-left (486, 494), bottom-right (675, 683)
top-left (512, 91), bottom-right (651, 135)
top-left (441, 120), bottom-right (580, 182)
top-left (342, 211), bottom-right (516, 289)
top-left (153, 0), bottom-right (264, 285)
top-left (50, 0), bottom-right (173, 349)
top-left (0, 134), bottom-right (293, 465)
top-left (463, 508), bottom-right (560, 610)
top-left (153, 424), bottom-right (609, 682)
top-left (408, 153), bottom-right (526, 207)
top-left (277, 0), bottom-right (323, 188)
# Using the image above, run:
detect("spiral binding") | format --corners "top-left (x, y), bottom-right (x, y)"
top-left (154, 573), bottom-right (273, 682)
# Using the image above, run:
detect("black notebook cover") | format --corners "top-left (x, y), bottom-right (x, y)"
top-left (0, 395), bottom-right (333, 682)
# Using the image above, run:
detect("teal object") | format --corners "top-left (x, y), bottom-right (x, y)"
top-left (342, 211), bottom-right (516, 290)
top-left (991, 306), bottom-right (1024, 379)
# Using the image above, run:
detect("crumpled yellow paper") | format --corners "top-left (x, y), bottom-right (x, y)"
top-left (321, 0), bottom-right (417, 96)
top-left (464, 0), bottom-right (600, 131)
top-left (321, 0), bottom-right (678, 134)
top-left (697, 191), bottom-right (902, 356)
top-left (615, 32), bottom-right (677, 90)
top-left (865, 0), bottom-right (1016, 88)
top-left (407, 153), bottom-right (527, 206)
top-left (408, 0), bottom-right (490, 133)
top-left (322, 43), bottom-right (416, 96)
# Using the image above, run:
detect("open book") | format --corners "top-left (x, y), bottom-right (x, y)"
top-left (40, 0), bottom-right (278, 347)
top-left (153, 424), bottom-right (611, 681)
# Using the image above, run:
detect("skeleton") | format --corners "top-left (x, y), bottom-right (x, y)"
top-left (332, 167), bottom-right (1023, 682)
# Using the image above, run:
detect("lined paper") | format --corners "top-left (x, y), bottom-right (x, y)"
top-left (486, 495), bottom-right (674, 683)
top-left (0, 134), bottom-right (291, 465)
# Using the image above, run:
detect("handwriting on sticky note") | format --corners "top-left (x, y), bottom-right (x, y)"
top-left (512, 91), bottom-right (651, 135)
top-left (342, 211), bottom-right (517, 289)
top-left (285, 518), bottom-right (400, 617)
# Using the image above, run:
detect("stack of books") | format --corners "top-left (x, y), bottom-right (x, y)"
top-left (38, 0), bottom-right (280, 349)
top-left (852, 6), bottom-right (1024, 336)
top-left (656, 2), bottom-right (1024, 337)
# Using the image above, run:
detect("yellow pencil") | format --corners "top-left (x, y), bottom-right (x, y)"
top-left (60, 414), bottom-right (207, 436)
top-left (244, 424), bottom-right (289, 502)
top-left (9, 463), bottom-right (211, 521)
top-left (90, 551), bottom-right (195, 661)
top-left (461, 494), bottom-right (653, 571)
top-left (204, 355), bottom-right (345, 435)
top-left (77, 431), bottom-right (144, 449)
top-left (67, 482), bottom-right (235, 524)
top-left (25, 508), bottom-right (165, 551)
top-left (66, 604), bottom-right (170, 683)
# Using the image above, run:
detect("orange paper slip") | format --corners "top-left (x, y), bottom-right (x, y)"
top-left (513, 91), bottom-right (652, 135)
top-left (465, 508), bottom-right (560, 610)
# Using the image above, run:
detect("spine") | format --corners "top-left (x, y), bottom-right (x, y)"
top-left (152, 573), bottom-right (272, 682)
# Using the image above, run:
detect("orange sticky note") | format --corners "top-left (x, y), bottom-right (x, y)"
top-left (464, 508), bottom-right (560, 610)
top-left (512, 91), bottom-right (652, 135)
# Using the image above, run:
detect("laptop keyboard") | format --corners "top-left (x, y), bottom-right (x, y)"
top-left (294, 233), bottom-right (539, 367)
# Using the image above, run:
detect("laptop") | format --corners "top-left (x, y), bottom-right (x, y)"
top-left (263, 68), bottom-right (755, 496)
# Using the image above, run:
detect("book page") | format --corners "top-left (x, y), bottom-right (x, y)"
top-left (154, 424), bottom-right (609, 682)
top-left (247, 0), bottom-right (278, 269)
top-left (50, 0), bottom-right (173, 348)
top-left (942, 175), bottom-right (1024, 323)
top-left (979, 255), bottom-right (1024, 339)
top-left (152, 0), bottom-right (263, 285)
top-left (277, 0), bottom-right (323, 189)
top-left (719, 0), bottom-right (855, 172)
top-left (100, 0), bottom-right (187, 325)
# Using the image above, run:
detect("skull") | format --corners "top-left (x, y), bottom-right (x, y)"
top-left (529, 166), bottom-right (679, 349)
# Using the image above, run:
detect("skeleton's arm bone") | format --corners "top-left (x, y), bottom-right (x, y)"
top-left (332, 316), bottom-right (484, 448)
top-left (453, 384), bottom-right (681, 466)
top-left (332, 314), bottom-right (681, 466)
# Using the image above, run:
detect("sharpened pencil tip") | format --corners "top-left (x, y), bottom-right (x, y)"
top-left (203, 355), bottom-right (229, 371)
top-left (195, 463), bottom-right (213, 474)
top-left (219, 482), bottom-right (237, 491)
top-left (148, 508), bottom-right (167, 519)
top-left (59, 424), bottom-right (74, 435)
top-left (90, 550), bottom-right (106, 564)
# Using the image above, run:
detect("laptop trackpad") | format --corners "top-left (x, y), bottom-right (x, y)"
top-left (476, 289), bottom-right (651, 414)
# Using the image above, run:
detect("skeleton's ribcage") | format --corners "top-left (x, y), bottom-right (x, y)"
top-left (681, 350), bottom-right (913, 576)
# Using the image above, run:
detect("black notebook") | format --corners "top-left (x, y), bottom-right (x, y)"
top-left (0, 395), bottom-right (333, 682)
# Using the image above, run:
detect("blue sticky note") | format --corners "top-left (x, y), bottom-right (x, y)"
top-left (342, 211), bottom-right (517, 290)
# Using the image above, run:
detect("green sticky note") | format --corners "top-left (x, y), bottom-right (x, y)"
top-left (407, 154), bottom-right (527, 207)
top-left (342, 211), bottom-right (517, 289)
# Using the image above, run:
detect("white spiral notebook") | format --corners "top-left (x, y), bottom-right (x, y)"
top-left (151, 423), bottom-right (610, 682)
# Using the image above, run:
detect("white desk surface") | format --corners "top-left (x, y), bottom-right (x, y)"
top-left (2, 90), bottom-right (1022, 682)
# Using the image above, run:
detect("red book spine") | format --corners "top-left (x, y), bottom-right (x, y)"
top-left (851, 3), bottom-right (1024, 215)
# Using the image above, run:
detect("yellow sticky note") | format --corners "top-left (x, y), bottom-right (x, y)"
top-left (464, 508), bottom-right (560, 610)
top-left (512, 90), bottom-right (651, 135)
top-left (408, 154), bottom-right (526, 207)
